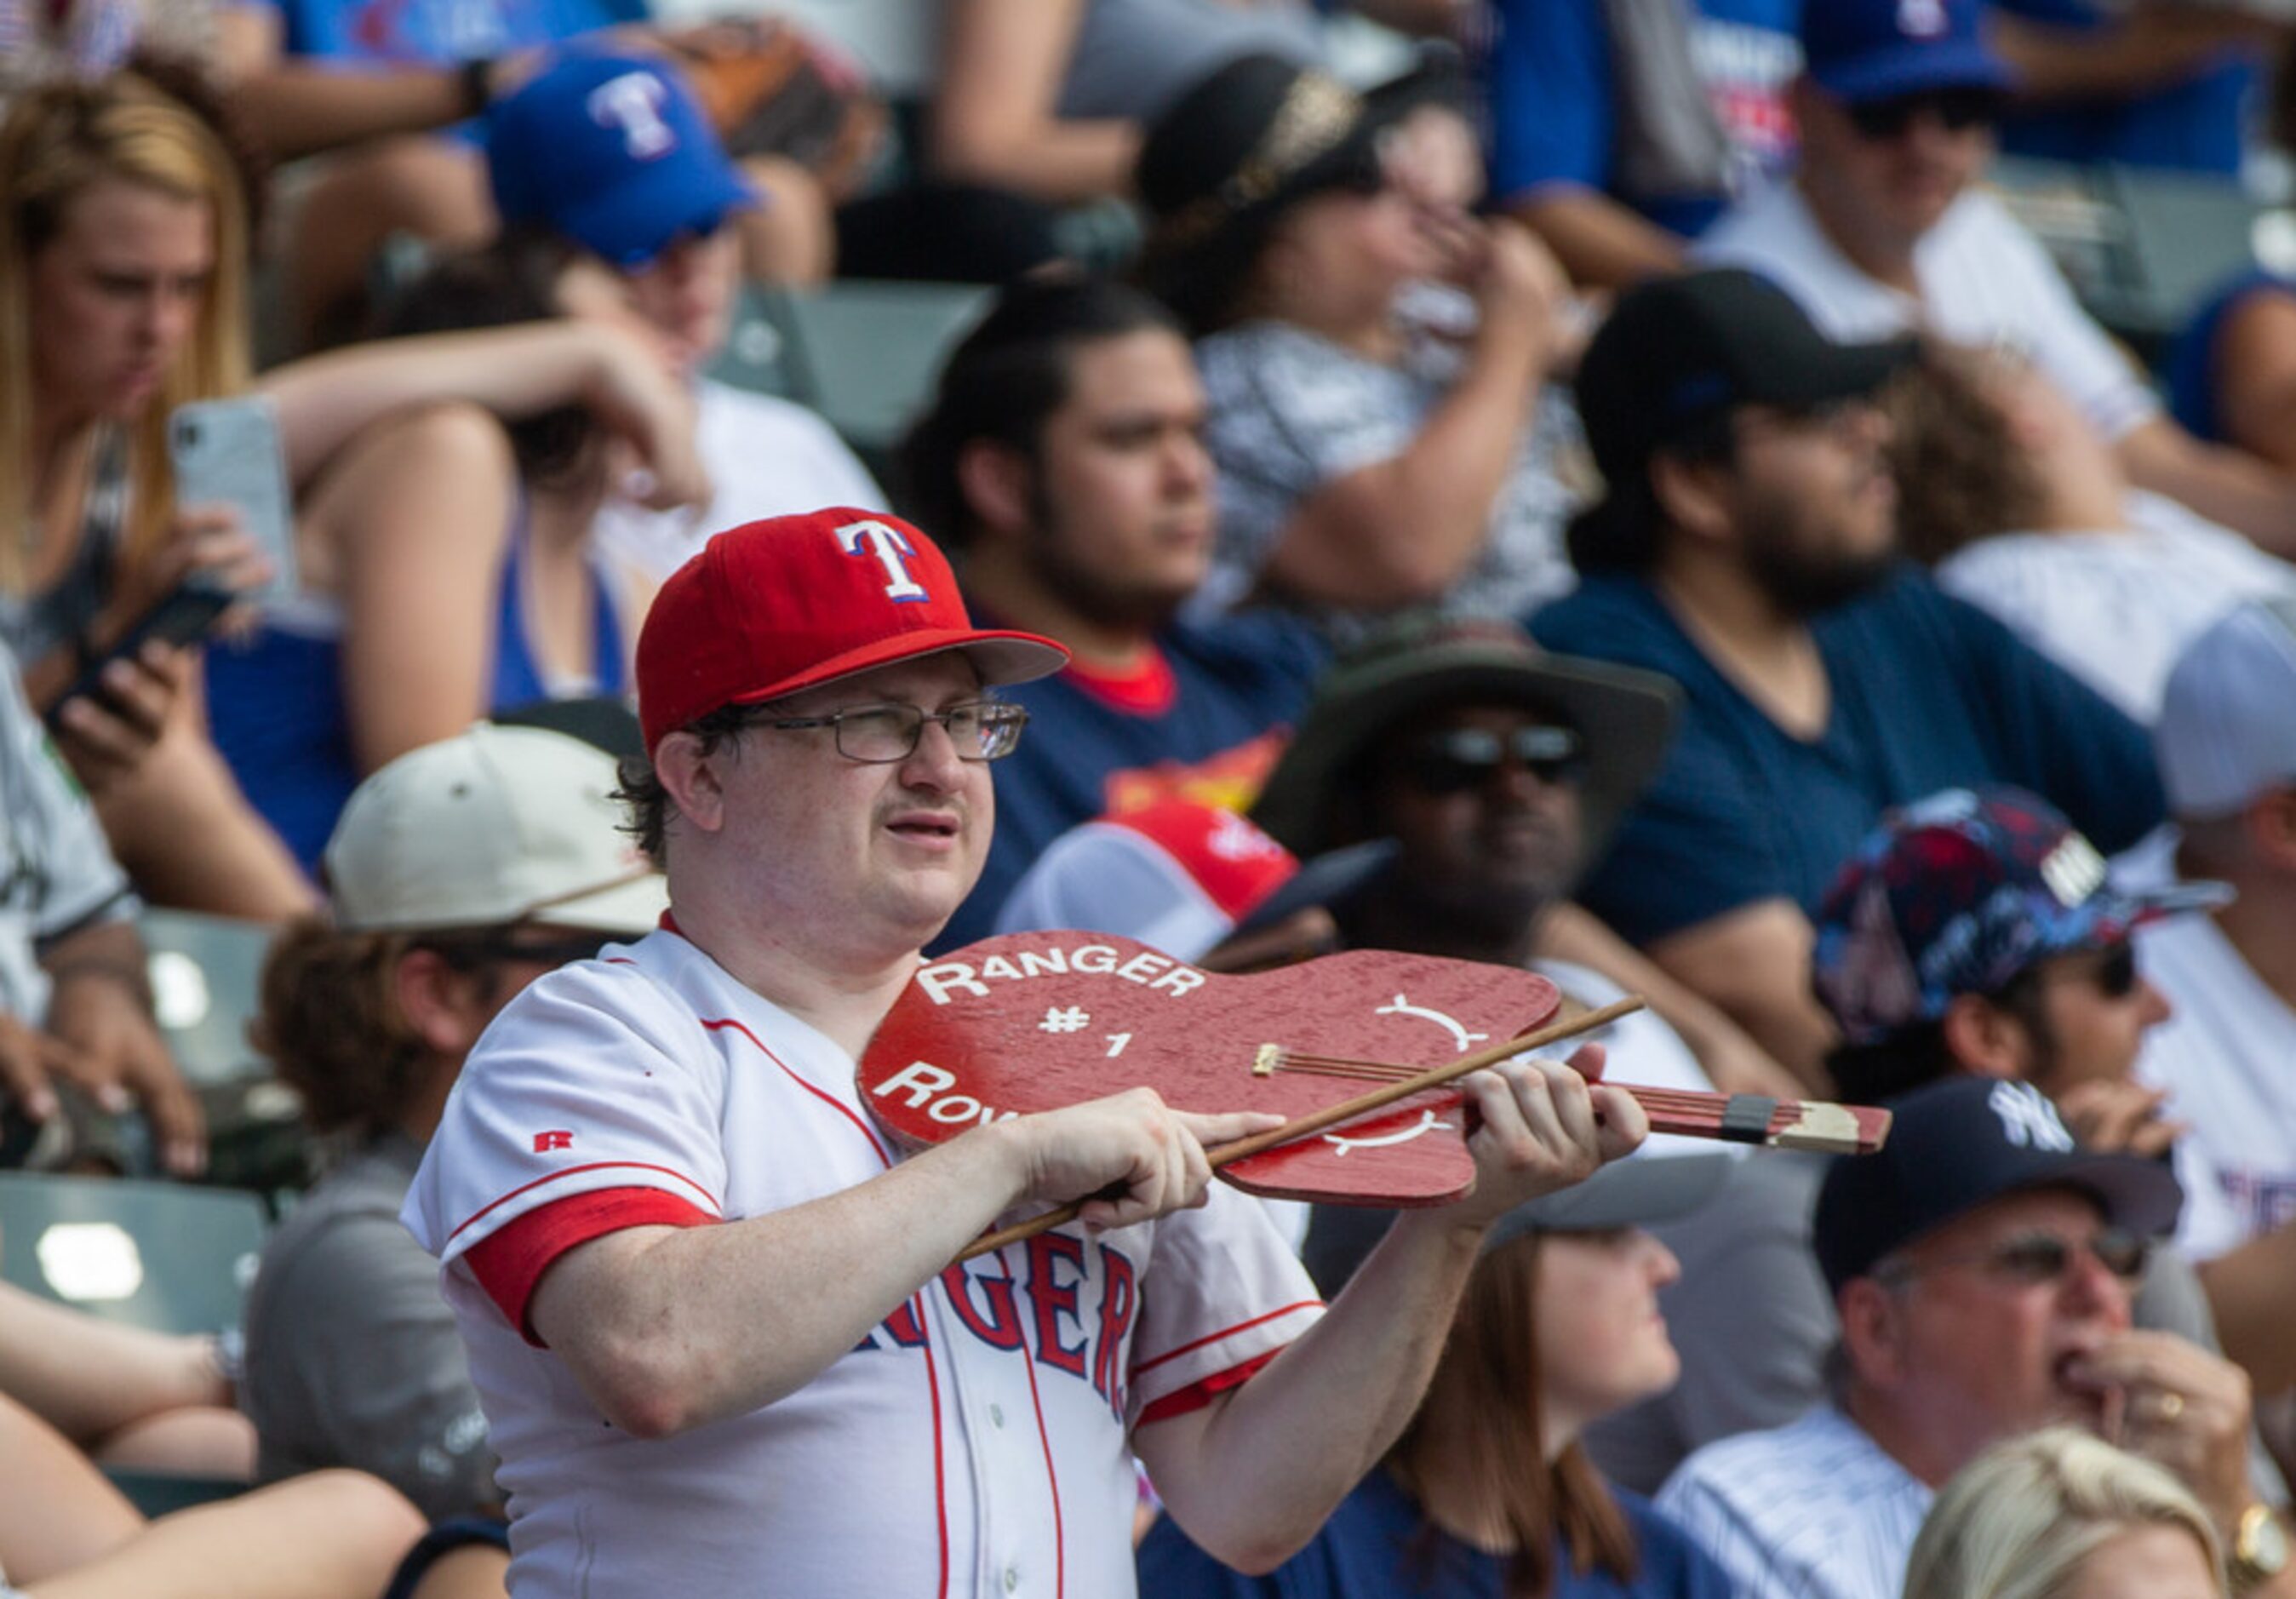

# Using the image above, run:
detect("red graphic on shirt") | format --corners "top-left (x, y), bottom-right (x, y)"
top-left (533, 1131), bottom-right (575, 1153)
top-left (1098, 731), bottom-right (1290, 819)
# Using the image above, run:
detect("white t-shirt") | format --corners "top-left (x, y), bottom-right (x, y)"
top-left (591, 376), bottom-right (886, 586)
top-left (2125, 832), bottom-right (2296, 1261)
top-left (404, 927), bottom-right (1322, 1598)
top-left (1933, 491), bottom-right (2296, 723)
top-left (1695, 182), bottom-right (2161, 443)
top-left (1657, 1404), bottom-right (1932, 1599)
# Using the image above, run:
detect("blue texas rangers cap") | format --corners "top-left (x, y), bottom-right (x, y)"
top-left (1811, 787), bottom-right (2228, 1047)
top-left (1813, 1076), bottom-right (2183, 1296)
top-left (1802, 0), bottom-right (2016, 105)
top-left (486, 50), bottom-right (756, 270)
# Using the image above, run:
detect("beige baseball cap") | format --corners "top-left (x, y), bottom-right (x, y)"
top-left (324, 724), bottom-right (668, 936)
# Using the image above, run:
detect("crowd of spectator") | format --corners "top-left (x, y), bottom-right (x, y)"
top-left (9, 0), bottom-right (2296, 1594)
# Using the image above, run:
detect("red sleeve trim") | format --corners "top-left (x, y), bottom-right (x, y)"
top-left (1135, 1348), bottom-right (1283, 1427)
top-left (464, 1185), bottom-right (715, 1346)
top-left (1131, 1299), bottom-right (1323, 1377)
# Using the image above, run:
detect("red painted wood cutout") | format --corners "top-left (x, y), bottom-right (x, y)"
top-left (860, 931), bottom-right (1563, 1206)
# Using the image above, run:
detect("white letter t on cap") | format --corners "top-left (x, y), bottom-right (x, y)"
top-left (587, 72), bottom-right (676, 158)
top-left (838, 518), bottom-right (930, 603)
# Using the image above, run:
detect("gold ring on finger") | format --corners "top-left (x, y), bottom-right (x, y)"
top-left (2156, 1391), bottom-right (2186, 1424)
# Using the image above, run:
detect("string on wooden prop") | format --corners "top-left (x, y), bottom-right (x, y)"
top-left (956, 997), bottom-right (1890, 1262)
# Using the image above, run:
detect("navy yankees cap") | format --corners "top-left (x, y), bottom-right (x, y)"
top-left (1812, 1076), bottom-right (2183, 1297)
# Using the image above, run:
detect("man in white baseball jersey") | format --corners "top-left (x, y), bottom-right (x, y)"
top-left (403, 506), bottom-right (1646, 1597)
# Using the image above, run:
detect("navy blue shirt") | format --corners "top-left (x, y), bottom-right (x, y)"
top-left (1993, 0), bottom-right (2258, 175)
top-left (1137, 1469), bottom-right (1735, 1599)
top-left (935, 612), bottom-right (1325, 953)
top-left (1528, 568), bottom-right (2166, 946)
top-left (1487, 0), bottom-right (1801, 238)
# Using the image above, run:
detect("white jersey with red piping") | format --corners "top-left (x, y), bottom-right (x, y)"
top-left (403, 925), bottom-right (1323, 1598)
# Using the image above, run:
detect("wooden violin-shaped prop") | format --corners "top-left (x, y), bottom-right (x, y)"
top-left (856, 932), bottom-right (1892, 1263)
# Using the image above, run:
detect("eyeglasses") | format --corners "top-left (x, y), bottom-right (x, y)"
top-left (756, 701), bottom-right (1028, 764)
top-left (1396, 725), bottom-right (1584, 795)
top-left (1875, 1226), bottom-right (2151, 1289)
top-left (1847, 88), bottom-right (2002, 141)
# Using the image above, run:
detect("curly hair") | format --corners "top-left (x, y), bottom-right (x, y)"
top-left (1887, 352), bottom-right (2049, 566)
top-left (252, 918), bottom-right (524, 1138)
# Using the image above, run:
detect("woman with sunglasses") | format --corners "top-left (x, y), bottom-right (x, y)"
top-left (1132, 54), bottom-right (1583, 642)
top-left (238, 725), bottom-right (667, 1596)
top-left (1138, 1155), bottom-right (1738, 1598)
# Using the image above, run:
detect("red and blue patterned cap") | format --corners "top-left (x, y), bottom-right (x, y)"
top-left (1812, 788), bottom-right (2228, 1045)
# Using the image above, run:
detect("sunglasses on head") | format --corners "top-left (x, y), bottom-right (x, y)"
top-left (1397, 725), bottom-right (1585, 796)
top-left (1847, 87), bottom-right (2001, 140)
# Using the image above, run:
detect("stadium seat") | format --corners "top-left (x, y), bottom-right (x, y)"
top-left (1987, 155), bottom-right (2260, 367)
top-left (142, 910), bottom-right (272, 1090)
top-left (767, 278), bottom-right (993, 473)
top-left (0, 1172), bottom-right (267, 1336)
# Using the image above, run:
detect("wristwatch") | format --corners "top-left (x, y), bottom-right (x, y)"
top-left (2230, 1504), bottom-right (2290, 1594)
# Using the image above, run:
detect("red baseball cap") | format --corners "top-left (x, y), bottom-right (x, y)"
top-left (637, 507), bottom-right (1069, 752)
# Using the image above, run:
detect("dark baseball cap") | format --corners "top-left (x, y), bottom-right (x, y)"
top-left (1570, 270), bottom-right (1915, 565)
top-left (487, 50), bottom-right (756, 270)
top-left (1812, 1075), bottom-right (2184, 1297)
top-left (1812, 788), bottom-right (2229, 1047)
top-left (1803, 0), bottom-right (2016, 106)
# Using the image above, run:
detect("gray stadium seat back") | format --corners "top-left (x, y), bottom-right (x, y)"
top-left (0, 1172), bottom-right (267, 1334)
top-left (140, 909), bottom-right (275, 1090)
top-left (775, 280), bottom-right (995, 469)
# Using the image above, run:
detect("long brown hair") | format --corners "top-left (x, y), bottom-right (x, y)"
top-left (1387, 1233), bottom-right (1638, 1598)
top-left (252, 918), bottom-right (520, 1138)
top-left (0, 72), bottom-right (252, 590)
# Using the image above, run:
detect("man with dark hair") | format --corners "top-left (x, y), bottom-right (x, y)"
top-left (1529, 266), bottom-right (2165, 1082)
top-left (401, 507), bottom-right (1645, 1597)
top-left (900, 276), bottom-right (1325, 949)
top-left (1250, 616), bottom-right (1799, 1101)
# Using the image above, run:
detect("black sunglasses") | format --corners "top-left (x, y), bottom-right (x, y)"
top-left (1847, 87), bottom-right (2002, 140)
top-left (2086, 941), bottom-right (2141, 1000)
top-left (1397, 725), bottom-right (1585, 796)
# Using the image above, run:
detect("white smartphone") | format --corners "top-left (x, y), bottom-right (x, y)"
top-left (168, 394), bottom-right (296, 604)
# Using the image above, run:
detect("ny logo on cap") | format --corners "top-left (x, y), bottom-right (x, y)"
top-left (1897, 0), bottom-right (1949, 37)
top-left (1990, 1080), bottom-right (2075, 1153)
top-left (839, 518), bottom-right (930, 604)
top-left (587, 72), bottom-right (677, 160)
